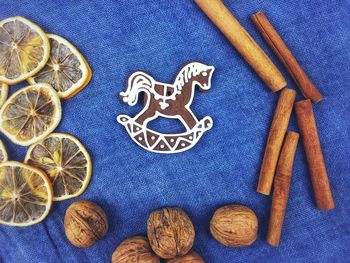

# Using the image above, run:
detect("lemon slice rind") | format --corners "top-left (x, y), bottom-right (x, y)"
top-left (24, 133), bottom-right (92, 201)
top-left (0, 140), bottom-right (8, 162)
top-left (0, 83), bottom-right (9, 108)
top-left (0, 161), bottom-right (53, 227)
top-left (0, 83), bottom-right (62, 146)
top-left (0, 16), bottom-right (50, 85)
top-left (27, 34), bottom-right (91, 99)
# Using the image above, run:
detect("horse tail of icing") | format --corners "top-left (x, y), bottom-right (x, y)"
top-left (120, 72), bottom-right (154, 106)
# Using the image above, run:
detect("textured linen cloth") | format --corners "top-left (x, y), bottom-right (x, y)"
top-left (1, 0), bottom-right (350, 262)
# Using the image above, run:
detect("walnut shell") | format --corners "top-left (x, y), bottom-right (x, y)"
top-left (147, 207), bottom-right (195, 259)
top-left (166, 251), bottom-right (205, 263)
top-left (64, 200), bottom-right (108, 248)
top-left (112, 236), bottom-right (160, 263)
top-left (210, 205), bottom-right (258, 247)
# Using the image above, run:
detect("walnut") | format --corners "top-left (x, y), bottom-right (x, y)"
top-left (210, 205), bottom-right (258, 247)
top-left (147, 207), bottom-right (195, 259)
top-left (64, 200), bottom-right (108, 248)
top-left (112, 236), bottom-right (160, 263)
top-left (166, 251), bottom-right (205, 263)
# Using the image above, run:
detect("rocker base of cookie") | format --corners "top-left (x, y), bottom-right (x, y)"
top-left (117, 115), bottom-right (213, 154)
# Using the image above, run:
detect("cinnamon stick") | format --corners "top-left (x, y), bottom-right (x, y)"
top-left (267, 131), bottom-right (299, 247)
top-left (257, 88), bottom-right (296, 195)
top-left (251, 11), bottom-right (323, 103)
top-left (295, 99), bottom-right (334, 210)
top-left (194, 0), bottom-right (286, 92)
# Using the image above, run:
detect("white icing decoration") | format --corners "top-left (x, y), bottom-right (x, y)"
top-left (117, 62), bottom-right (215, 154)
top-left (117, 115), bottom-right (213, 154)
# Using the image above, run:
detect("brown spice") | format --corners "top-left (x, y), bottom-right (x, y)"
top-left (257, 88), bottom-right (296, 195)
top-left (112, 236), bottom-right (160, 263)
top-left (251, 11), bottom-right (323, 103)
top-left (194, 0), bottom-right (286, 92)
top-left (147, 207), bottom-right (195, 259)
top-left (210, 205), bottom-right (258, 247)
top-left (166, 251), bottom-right (205, 263)
top-left (295, 99), bottom-right (335, 210)
top-left (267, 131), bottom-right (299, 247)
top-left (64, 200), bottom-right (108, 248)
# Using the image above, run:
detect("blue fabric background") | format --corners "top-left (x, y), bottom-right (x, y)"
top-left (1, 0), bottom-right (350, 262)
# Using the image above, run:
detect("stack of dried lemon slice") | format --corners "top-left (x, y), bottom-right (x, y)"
top-left (0, 16), bottom-right (92, 226)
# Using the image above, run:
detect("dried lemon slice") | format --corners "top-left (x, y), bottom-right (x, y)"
top-left (28, 34), bottom-right (92, 99)
top-left (0, 161), bottom-right (53, 226)
top-left (0, 83), bottom-right (9, 108)
top-left (0, 140), bottom-right (8, 162)
top-left (0, 83), bottom-right (61, 146)
top-left (25, 133), bottom-right (92, 201)
top-left (0, 16), bottom-right (50, 85)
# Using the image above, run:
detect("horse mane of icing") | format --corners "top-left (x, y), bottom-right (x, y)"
top-left (174, 62), bottom-right (211, 90)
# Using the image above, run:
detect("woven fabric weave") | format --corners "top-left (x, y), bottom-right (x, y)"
top-left (0, 0), bottom-right (349, 262)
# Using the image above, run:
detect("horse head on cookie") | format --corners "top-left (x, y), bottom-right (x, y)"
top-left (120, 62), bottom-right (214, 131)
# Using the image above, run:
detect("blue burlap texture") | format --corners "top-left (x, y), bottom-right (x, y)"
top-left (0, 0), bottom-right (349, 262)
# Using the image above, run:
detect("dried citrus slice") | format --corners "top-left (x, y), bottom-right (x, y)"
top-left (0, 140), bottom-right (8, 162)
top-left (28, 34), bottom-right (92, 99)
top-left (0, 83), bottom-right (61, 146)
top-left (0, 161), bottom-right (53, 226)
top-left (0, 83), bottom-right (9, 108)
top-left (0, 16), bottom-right (50, 85)
top-left (25, 133), bottom-right (92, 201)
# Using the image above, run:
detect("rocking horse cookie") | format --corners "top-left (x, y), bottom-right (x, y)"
top-left (117, 62), bottom-right (214, 153)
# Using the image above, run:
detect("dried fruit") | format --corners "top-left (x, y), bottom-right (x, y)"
top-left (25, 133), bottom-right (92, 201)
top-left (0, 83), bottom-right (61, 146)
top-left (0, 16), bottom-right (50, 84)
top-left (166, 251), bottom-right (205, 263)
top-left (64, 200), bottom-right (108, 248)
top-left (112, 236), bottom-right (160, 263)
top-left (0, 161), bottom-right (53, 226)
top-left (147, 207), bottom-right (195, 259)
top-left (210, 204), bottom-right (258, 247)
top-left (0, 16), bottom-right (93, 229)
top-left (0, 83), bottom-right (9, 108)
top-left (28, 34), bottom-right (92, 99)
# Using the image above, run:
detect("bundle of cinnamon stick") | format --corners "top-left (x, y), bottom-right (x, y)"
top-left (195, 0), bottom-right (335, 248)
top-left (251, 11), bottom-right (335, 247)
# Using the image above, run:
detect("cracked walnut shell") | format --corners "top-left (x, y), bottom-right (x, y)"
top-left (112, 236), bottom-right (160, 263)
top-left (210, 205), bottom-right (258, 247)
top-left (64, 200), bottom-right (108, 248)
top-left (147, 207), bottom-right (195, 259)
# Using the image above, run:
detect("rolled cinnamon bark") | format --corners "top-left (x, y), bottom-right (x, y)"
top-left (267, 131), bottom-right (299, 247)
top-left (295, 99), bottom-right (334, 210)
top-left (257, 88), bottom-right (296, 195)
top-left (251, 11), bottom-right (323, 103)
top-left (194, 0), bottom-right (286, 92)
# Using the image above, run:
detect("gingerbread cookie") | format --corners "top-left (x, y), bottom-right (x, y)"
top-left (117, 62), bottom-right (214, 154)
